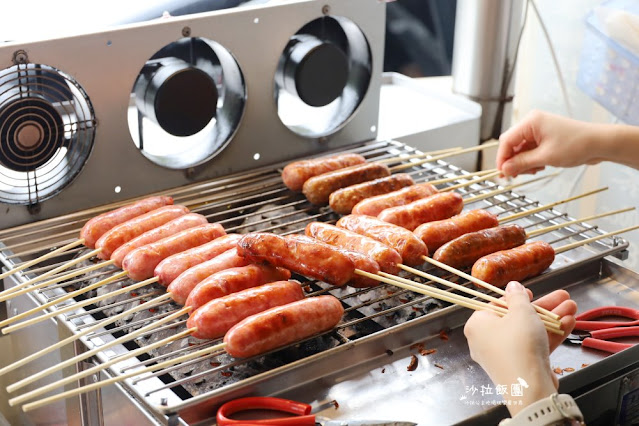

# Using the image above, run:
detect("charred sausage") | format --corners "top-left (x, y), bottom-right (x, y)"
top-left (154, 234), bottom-right (242, 286)
top-left (95, 205), bottom-right (189, 260)
top-left (224, 295), bottom-right (344, 358)
top-left (471, 241), bottom-right (555, 287)
top-left (351, 183), bottom-right (438, 217)
top-left (167, 248), bottom-right (250, 305)
top-left (185, 264), bottom-right (292, 311)
top-left (336, 214), bottom-right (428, 265)
top-left (237, 233), bottom-right (379, 287)
top-left (80, 196), bottom-right (173, 248)
top-left (378, 192), bottom-right (464, 231)
top-left (122, 224), bottom-right (226, 281)
top-left (414, 209), bottom-right (499, 253)
top-left (282, 153), bottom-right (366, 192)
top-left (305, 222), bottom-right (402, 274)
top-left (111, 213), bottom-right (209, 268)
top-left (302, 163), bottom-right (391, 205)
top-left (432, 224), bottom-right (527, 269)
top-left (187, 281), bottom-right (305, 339)
top-left (328, 174), bottom-right (414, 215)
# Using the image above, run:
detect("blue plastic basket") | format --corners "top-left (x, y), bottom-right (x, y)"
top-left (577, 0), bottom-right (639, 124)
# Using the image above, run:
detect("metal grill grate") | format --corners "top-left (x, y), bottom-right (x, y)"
top-left (0, 139), bottom-right (630, 420)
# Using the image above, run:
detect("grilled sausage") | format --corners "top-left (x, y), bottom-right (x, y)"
top-left (167, 248), bottom-right (250, 305)
top-left (328, 174), bottom-right (415, 215)
top-left (185, 264), bottom-right (292, 311)
top-left (305, 222), bottom-right (402, 274)
top-left (111, 213), bottom-right (208, 268)
top-left (414, 209), bottom-right (499, 253)
top-left (351, 182), bottom-right (438, 217)
top-left (282, 153), bottom-right (366, 191)
top-left (187, 281), bottom-right (305, 339)
top-left (80, 196), bottom-right (173, 248)
top-left (471, 241), bottom-right (555, 287)
top-left (95, 205), bottom-right (189, 260)
top-left (122, 224), bottom-right (226, 281)
top-left (224, 295), bottom-right (344, 358)
top-left (237, 233), bottom-right (379, 287)
top-left (378, 192), bottom-right (464, 231)
top-left (432, 224), bottom-right (527, 269)
top-left (302, 163), bottom-right (391, 205)
top-left (154, 234), bottom-right (242, 286)
top-left (336, 214), bottom-right (428, 265)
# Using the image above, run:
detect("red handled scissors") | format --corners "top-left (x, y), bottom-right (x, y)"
top-left (217, 396), bottom-right (417, 426)
top-left (565, 306), bottom-right (639, 354)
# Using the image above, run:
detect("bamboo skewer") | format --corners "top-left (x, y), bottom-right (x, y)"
top-left (0, 271), bottom-right (128, 329)
top-left (426, 168), bottom-right (498, 186)
top-left (2, 277), bottom-right (157, 334)
top-left (526, 207), bottom-right (635, 238)
top-left (6, 305), bottom-right (190, 393)
top-left (0, 259), bottom-right (115, 303)
top-left (389, 141), bottom-right (499, 172)
top-left (554, 224), bottom-right (639, 255)
top-left (394, 264), bottom-right (560, 326)
top-left (377, 147), bottom-right (463, 164)
top-left (21, 340), bottom-right (226, 413)
top-left (419, 257), bottom-right (560, 321)
top-left (9, 328), bottom-right (196, 406)
top-left (0, 293), bottom-right (172, 377)
top-left (500, 187), bottom-right (608, 223)
top-left (0, 248), bottom-right (101, 301)
top-left (440, 171), bottom-right (501, 192)
top-left (463, 172), bottom-right (560, 204)
top-left (0, 239), bottom-right (85, 280)
top-left (356, 270), bottom-right (564, 336)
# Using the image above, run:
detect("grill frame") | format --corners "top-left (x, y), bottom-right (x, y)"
top-left (0, 139), bottom-right (632, 424)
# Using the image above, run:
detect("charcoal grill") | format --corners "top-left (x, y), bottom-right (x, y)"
top-left (2, 139), bottom-right (639, 425)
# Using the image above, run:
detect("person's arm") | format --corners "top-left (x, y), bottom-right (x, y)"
top-left (497, 110), bottom-right (639, 177)
top-left (463, 281), bottom-right (577, 417)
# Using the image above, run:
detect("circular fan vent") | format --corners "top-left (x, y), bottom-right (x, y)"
top-left (275, 16), bottom-right (372, 138)
top-left (0, 63), bottom-right (96, 206)
top-left (128, 37), bottom-right (246, 170)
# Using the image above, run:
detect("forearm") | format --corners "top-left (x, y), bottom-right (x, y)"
top-left (587, 122), bottom-right (639, 169)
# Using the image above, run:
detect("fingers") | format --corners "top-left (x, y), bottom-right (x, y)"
top-left (504, 281), bottom-right (536, 315)
top-left (532, 289), bottom-right (571, 312)
top-left (532, 290), bottom-right (578, 352)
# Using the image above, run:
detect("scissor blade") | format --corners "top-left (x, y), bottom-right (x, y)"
top-left (322, 421), bottom-right (417, 426)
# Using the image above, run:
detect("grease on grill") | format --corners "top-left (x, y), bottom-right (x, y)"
top-left (407, 355), bottom-right (418, 371)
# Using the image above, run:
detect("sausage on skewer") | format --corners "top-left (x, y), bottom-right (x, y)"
top-left (282, 153), bottom-right (365, 191)
top-left (377, 192), bottom-right (464, 231)
top-left (414, 209), bottom-right (499, 253)
top-left (302, 163), bottom-right (390, 205)
top-left (351, 182), bottom-right (438, 217)
top-left (328, 174), bottom-right (414, 215)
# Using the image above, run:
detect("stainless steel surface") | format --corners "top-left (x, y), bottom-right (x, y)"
top-left (0, 139), bottom-right (634, 425)
top-left (0, 0), bottom-right (385, 228)
top-left (451, 0), bottom-right (524, 140)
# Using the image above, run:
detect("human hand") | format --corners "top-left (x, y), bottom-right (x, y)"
top-left (464, 281), bottom-right (577, 416)
top-left (497, 110), bottom-right (604, 177)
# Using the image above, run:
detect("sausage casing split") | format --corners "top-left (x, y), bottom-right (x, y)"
top-left (187, 280), bottom-right (305, 340)
top-left (122, 224), bottom-right (226, 281)
top-left (432, 224), bottom-right (527, 269)
top-left (302, 163), bottom-right (391, 205)
top-left (351, 182), bottom-right (439, 217)
top-left (111, 213), bottom-right (209, 268)
top-left (237, 233), bottom-right (369, 286)
top-left (154, 234), bottom-right (242, 286)
top-left (305, 222), bottom-right (402, 274)
top-left (336, 214), bottom-right (428, 265)
top-left (282, 153), bottom-right (366, 192)
top-left (95, 205), bottom-right (189, 260)
top-left (224, 295), bottom-right (344, 358)
top-left (168, 248), bottom-right (250, 305)
top-left (80, 196), bottom-right (174, 248)
top-left (328, 174), bottom-right (415, 215)
top-left (471, 241), bottom-right (555, 288)
top-left (185, 264), bottom-right (292, 311)
top-left (378, 192), bottom-right (464, 231)
top-left (414, 209), bottom-right (499, 253)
